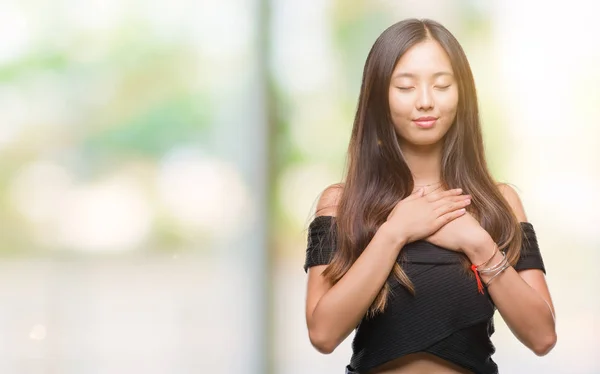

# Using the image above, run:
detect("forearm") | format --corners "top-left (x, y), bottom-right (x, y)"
top-left (466, 241), bottom-right (557, 355)
top-left (310, 223), bottom-right (405, 349)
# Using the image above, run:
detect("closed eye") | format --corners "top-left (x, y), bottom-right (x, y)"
top-left (396, 87), bottom-right (414, 91)
top-left (435, 85), bottom-right (452, 90)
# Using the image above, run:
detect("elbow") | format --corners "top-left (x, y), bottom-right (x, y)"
top-left (308, 328), bottom-right (338, 354)
top-left (532, 331), bottom-right (557, 356)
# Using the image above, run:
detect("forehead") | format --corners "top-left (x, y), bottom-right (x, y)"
top-left (392, 39), bottom-right (454, 77)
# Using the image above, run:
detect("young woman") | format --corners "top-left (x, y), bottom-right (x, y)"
top-left (303, 19), bottom-right (556, 374)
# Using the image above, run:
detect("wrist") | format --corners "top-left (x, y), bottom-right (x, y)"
top-left (478, 250), bottom-right (508, 283)
top-left (378, 222), bottom-right (407, 250)
top-left (464, 235), bottom-right (496, 264)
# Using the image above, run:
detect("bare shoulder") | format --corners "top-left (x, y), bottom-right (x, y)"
top-left (315, 183), bottom-right (345, 217)
top-left (496, 183), bottom-right (528, 222)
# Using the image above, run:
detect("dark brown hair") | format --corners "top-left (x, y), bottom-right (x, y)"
top-left (320, 18), bottom-right (522, 317)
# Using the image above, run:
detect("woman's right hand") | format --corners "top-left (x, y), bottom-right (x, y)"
top-left (383, 188), bottom-right (471, 244)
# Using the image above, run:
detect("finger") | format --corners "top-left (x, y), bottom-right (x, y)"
top-left (434, 199), bottom-right (471, 217)
top-left (433, 194), bottom-right (471, 208)
top-left (434, 207), bottom-right (466, 227)
top-left (426, 188), bottom-right (463, 202)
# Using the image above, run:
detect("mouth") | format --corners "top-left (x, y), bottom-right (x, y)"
top-left (413, 117), bottom-right (438, 129)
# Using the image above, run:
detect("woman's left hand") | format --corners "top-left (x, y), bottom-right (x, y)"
top-left (424, 212), bottom-right (491, 254)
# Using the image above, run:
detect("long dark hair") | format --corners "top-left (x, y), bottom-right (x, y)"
top-left (321, 18), bottom-right (522, 317)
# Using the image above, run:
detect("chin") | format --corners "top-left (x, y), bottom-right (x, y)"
top-left (406, 134), bottom-right (445, 147)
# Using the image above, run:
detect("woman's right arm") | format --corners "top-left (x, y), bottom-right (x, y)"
top-left (306, 218), bottom-right (405, 354)
top-left (305, 185), bottom-right (470, 354)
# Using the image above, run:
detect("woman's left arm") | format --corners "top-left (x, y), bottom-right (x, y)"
top-left (464, 184), bottom-right (557, 356)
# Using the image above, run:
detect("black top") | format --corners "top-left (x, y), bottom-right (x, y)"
top-left (304, 215), bottom-right (546, 374)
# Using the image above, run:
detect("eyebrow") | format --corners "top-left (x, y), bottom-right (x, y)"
top-left (392, 71), bottom-right (454, 79)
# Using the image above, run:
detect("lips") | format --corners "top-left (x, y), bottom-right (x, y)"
top-left (413, 116), bottom-right (438, 129)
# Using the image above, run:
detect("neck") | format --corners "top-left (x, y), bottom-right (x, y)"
top-left (399, 140), bottom-right (443, 186)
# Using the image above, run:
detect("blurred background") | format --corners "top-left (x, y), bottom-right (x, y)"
top-left (0, 0), bottom-right (598, 373)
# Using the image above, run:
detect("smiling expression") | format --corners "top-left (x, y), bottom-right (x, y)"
top-left (388, 39), bottom-right (459, 148)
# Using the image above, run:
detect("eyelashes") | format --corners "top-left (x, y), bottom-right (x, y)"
top-left (395, 85), bottom-right (452, 91)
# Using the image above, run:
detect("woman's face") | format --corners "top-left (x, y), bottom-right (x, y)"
top-left (388, 39), bottom-right (459, 148)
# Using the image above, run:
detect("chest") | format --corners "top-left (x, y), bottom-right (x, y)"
top-left (364, 242), bottom-right (496, 332)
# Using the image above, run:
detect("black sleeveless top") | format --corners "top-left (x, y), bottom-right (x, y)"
top-left (303, 216), bottom-right (546, 374)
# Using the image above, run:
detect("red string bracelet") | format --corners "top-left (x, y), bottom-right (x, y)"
top-left (470, 264), bottom-right (485, 294)
top-left (470, 244), bottom-right (499, 294)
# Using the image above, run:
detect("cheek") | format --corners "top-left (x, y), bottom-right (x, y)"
top-left (388, 92), bottom-right (413, 118)
top-left (438, 91), bottom-right (459, 116)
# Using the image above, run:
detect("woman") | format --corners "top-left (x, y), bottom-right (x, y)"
top-left (303, 19), bottom-right (556, 374)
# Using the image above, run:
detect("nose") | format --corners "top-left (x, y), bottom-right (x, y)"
top-left (416, 86), bottom-right (434, 111)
